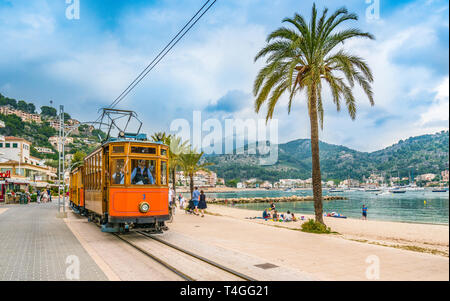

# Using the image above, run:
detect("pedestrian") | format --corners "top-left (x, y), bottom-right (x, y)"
top-left (362, 204), bottom-right (368, 220)
top-left (37, 189), bottom-right (41, 204)
top-left (192, 187), bottom-right (200, 215)
top-left (179, 195), bottom-right (186, 210)
top-left (198, 190), bottom-right (207, 217)
top-left (47, 188), bottom-right (52, 203)
top-left (169, 188), bottom-right (174, 207)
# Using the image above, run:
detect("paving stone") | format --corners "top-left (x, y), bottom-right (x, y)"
top-left (0, 203), bottom-right (107, 281)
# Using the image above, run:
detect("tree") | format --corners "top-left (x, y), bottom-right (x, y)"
top-left (151, 132), bottom-right (189, 197)
top-left (151, 132), bottom-right (169, 142)
top-left (18, 100), bottom-right (28, 112)
top-left (179, 149), bottom-right (213, 198)
top-left (253, 4), bottom-right (374, 224)
top-left (27, 103), bottom-right (36, 114)
top-left (40, 106), bottom-right (57, 117)
top-left (71, 151), bottom-right (87, 170)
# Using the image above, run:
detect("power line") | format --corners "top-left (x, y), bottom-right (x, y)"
top-left (108, 0), bottom-right (217, 110)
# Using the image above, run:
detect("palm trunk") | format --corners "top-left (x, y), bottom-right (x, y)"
top-left (171, 167), bottom-right (177, 196)
top-left (309, 88), bottom-right (325, 225)
top-left (189, 174), bottom-right (194, 199)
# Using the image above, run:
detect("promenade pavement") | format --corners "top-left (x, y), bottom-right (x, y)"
top-left (0, 203), bottom-right (107, 281)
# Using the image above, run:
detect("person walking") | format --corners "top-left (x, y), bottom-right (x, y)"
top-left (192, 187), bottom-right (200, 215)
top-left (362, 205), bottom-right (368, 220)
top-left (37, 189), bottom-right (41, 204)
top-left (47, 188), bottom-right (52, 203)
top-left (179, 194), bottom-right (186, 210)
top-left (198, 190), bottom-right (207, 217)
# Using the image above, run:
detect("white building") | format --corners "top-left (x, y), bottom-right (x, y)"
top-left (416, 173), bottom-right (437, 182)
top-left (48, 136), bottom-right (74, 152)
top-left (35, 147), bottom-right (55, 154)
top-left (176, 170), bottom-right (218, 187)
top-left (0, 137), bottom-right (43, 166)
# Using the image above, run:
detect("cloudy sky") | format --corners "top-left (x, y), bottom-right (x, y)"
top-left (0, 0), bottom-right (448, 152)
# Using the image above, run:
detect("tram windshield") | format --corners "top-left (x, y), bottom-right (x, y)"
top-left (161, 161), bottom-right (168, 185)
top-left (111, 159), bottom-right (125, 185)
top-left (131, 159), bottom-right (156, 185)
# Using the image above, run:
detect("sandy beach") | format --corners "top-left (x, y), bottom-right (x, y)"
top-left (166, 204), bottom-right (449, 280)
top-left (204, 204), bottom-right (449, 256)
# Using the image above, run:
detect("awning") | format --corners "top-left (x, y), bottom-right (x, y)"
top-left (7, 178), bottom-right (30, 184)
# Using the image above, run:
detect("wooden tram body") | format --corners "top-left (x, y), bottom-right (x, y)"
top-left (69, 138), bottom-right (170, 232)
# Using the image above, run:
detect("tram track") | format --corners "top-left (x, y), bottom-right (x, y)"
top-left (112, 231), bottom-right (256, 281)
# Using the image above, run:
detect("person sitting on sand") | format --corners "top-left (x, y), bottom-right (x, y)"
top-left (284, 211), bottom-right (293, 222)
top-left (263, 209), bottom-right (271, 219)
top-left (291, 213), bottom-right (298, 222)
top-left (272, 210), bottom-right (278, 220)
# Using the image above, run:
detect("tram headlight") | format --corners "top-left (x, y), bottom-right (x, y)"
top-left (139, 202), bottom-right (150, 213)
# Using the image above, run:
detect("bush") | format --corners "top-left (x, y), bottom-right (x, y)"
top-left (301, 219), bottom-right (331, 234)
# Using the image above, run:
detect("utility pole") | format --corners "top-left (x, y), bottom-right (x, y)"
top-left (57, 105), bottom-right (66, 218)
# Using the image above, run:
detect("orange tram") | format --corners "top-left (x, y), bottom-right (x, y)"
top-left (69, 134), bottom-right (170, 233)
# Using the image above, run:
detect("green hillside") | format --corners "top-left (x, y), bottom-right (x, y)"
top-left (0, 93), bottom-right (104, 161)
top-left (205, 131), bottom-right (449, 182)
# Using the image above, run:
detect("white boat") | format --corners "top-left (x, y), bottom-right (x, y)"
top-left (329, 189), bottom-right (344, 193)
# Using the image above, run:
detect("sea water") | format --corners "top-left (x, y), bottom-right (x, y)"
top-left (208, 189), bottom-right (449, 225)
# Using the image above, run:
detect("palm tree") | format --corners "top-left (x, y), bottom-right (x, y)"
top-left (166, 135), bottom-right (190, 196)
top-left (151, 132), bottom-right (170, 143)
top-left (254, 4), bottom-right (375, 224)
top-left (179, 149), bottom-right (213, 198)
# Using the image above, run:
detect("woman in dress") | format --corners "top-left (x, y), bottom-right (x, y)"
top-left (198, 190), bottom-right (207, 217)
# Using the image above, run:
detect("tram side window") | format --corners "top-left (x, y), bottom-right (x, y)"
top-left (111, 159), bottom-right (125, 185)
top-left (131, 159), bottom-right (156, 185)
top-left (131, 146), bottom-right (156, 154)
top-left (160, 161), bottom-right (168, 185)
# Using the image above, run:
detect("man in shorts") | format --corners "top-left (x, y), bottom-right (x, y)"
top-left (192, 187), bottom-right (200, 215)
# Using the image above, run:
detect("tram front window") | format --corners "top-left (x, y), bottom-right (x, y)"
top-left (161, 161), bottom-right (168, 185)
top-left (131, 159), bottom-right (156, 185)
top-left (111, 159), bottom-right (125, 185)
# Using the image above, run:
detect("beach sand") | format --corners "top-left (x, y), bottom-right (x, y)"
top-left (169, 205), bottom-right (449, 280)
top-left (206, 204), bottom-right (449, 256)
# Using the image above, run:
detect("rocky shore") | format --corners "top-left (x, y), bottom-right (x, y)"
top-left (208, 195), bottom-right (346, 204)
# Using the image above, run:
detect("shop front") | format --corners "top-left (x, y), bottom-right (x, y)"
top-left (0, 171), bottom-right (11, 203)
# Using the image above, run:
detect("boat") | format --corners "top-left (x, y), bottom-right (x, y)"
top-left (390, 187), bottom-right (406, 194)
top-left (328, 189), bottom-right (344, 193)
top-left (432, 188), bottom-right (448, 193)
top-left (365, 187), bottom-right (382, 192)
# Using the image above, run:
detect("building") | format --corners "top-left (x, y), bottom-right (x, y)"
top-left (276, 178), bottom-right (312, 188)
top-left (0, 160), bottom-right (57, 190)
top-left (0, 105), bottom-right (42, 124)
top-left (416, 174), bottom-right (437, 182)
top-left (48, 136), bottom-right (74, 152)
top-left (441, 170), bottom-right (449, 182)
top-left (339, 179), bottom-right (360, 188)
top-left (35, 147), bottom-right (55, 154)
top-left (176, 170), bottom-right (218, 187)
top-left (0, 137), bottom-right (35, 164)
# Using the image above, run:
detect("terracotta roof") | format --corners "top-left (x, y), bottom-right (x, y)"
top-left (4, 136), bottom-right (31, 144)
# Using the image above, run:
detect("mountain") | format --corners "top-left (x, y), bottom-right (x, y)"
top-left (204, 131), bottom-right (449, 182)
